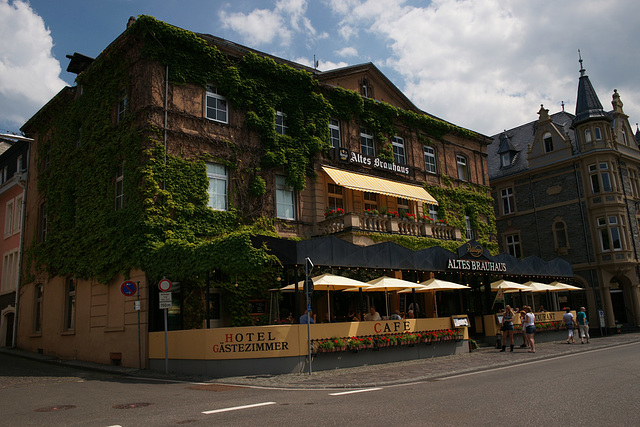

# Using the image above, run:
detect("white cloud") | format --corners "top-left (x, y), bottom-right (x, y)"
top-left (336, 47), bottom-right (358, 58)
top-left (0, 0), bottom-right (66, 132)
top-left (220, 0), bottom-right (318, 47)
top-left (324, 0), bottom-right (640, 135)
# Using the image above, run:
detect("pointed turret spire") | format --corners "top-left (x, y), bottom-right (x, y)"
top-left (572, 50), bottom-right (610, 127)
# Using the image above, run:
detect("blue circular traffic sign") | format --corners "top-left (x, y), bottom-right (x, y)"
top-left (121, 281), bottom-right (137, 297)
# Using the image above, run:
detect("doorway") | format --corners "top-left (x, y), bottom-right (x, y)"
top-left (610, 289), bottom-right (627, 324)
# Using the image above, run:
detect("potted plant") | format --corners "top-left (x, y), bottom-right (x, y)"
top-left (318, 340), bottom-right (334, 352)
top-left (324, 207), bottom-right (345, 218)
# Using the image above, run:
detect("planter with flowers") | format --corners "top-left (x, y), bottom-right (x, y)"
top-left (363, 208), bottom-right (379, 216)
top-left (420, 215), bottom-right (433, 223)
top-left (324, 207), bottom-right (345, 219)
top-left (386, 210), bottom-right (399, 219)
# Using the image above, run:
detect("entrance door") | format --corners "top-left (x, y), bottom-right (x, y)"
top-left (610, 289), bottom-right (627, 324)
top-left (3, 312), bottom-right (14, 347)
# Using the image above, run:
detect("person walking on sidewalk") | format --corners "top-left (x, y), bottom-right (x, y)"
top-left (523, 306), bottom-right (536, 353)
top-left (563, 308), bottom-right (576, 343)
top-left (500, 305), bottom-right (515, 352)
top-left (577, 306), bottom-right (590, 344)
top-left (518, 309), bottom-right (528, 348)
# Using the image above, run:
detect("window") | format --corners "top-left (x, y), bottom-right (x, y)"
top-left (554, 221), bottom-right (569, 251)
top-left (327, 183), bottom-right (344, 210)
top-left (17, 155), bottom-right (23, 172)
top-left (205, 85), bottom-right (228, 123)
top-left (361, 77), bottom-right (372, 98)
top-left (501, 187), bottom-right (515, 215)
top-left (621, 129), bottom-right (628, 146)
top-left (364, 192), bottom-right (378, 211)
top-left (329, 119), bottom-right (341, 148)
top-left (276, 175), bottom-right (295, 220)
top-left (501, 152), bottom-right (511, 168)
top-left (598, 216), bottom-right (624, 251)
top-left (34, 284), bottom-right (43, 333)
top-left (585, 129), bottom-right (592, 143)
top-left (543, 132), bottom-right (553, 153)
top-left (13, 195), bottom-right (22, 235)
top-left (275, 111), bottom-right (288, 135)
top-left (397, 198), bottom-right (409, 215)
top-left (4, 199), bottom-right (14, 238)
top-left (427, 204), bottom-right (438, 221)
top-left (360, 128), bottom-right (375, 157)
top-left (424, 146), bottom-right (436, 173)
top-left (465, 215), bottom-right (475, 240)
top-left (595, 127), bottom-right (602, 141)
top-left (506, 234), bottom-right (521, 258)
top-left (115, 162), bottom-right (124, 211)
top-left (117, 89), bottom-right (127, 123)
top-left (64, 277), bottom-right (76, 331)
top-left (456, 155), bottom-right (468, 181)
top-left (206, 163), bottom-right (227, 210)
top-left (589, 163), bottom-right (613, 194)
top-left (630, 169), bottom-right (640, 198)
top-left (38, 202), bottom-right (47, 243)
top-left (392, 136), bottom-right (405, 164)
top-left (2, 249), bottom-right (18, 292)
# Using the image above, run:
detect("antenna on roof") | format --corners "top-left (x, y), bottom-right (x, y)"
top-left (313, 55), bottom-right (319, 70)
top-left (561, 101), bottom-right (565, 112)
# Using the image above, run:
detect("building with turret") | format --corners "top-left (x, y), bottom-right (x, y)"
top-left (488, 57), bottom-right (640, 331)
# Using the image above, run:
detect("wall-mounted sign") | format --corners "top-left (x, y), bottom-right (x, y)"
top-left (338, 148), bottom-right (410, 175)
top-left (447, 259), bottom-right (507, 272)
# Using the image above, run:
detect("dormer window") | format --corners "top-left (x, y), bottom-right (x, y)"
top-left (622, 129), bottom-right (628, 145)
top-left (361, 78), bottom-right (372, 98)
top-left (501, 153), bottom-right (511, 167)
top-left (543, 132), bottom-right (553, 153)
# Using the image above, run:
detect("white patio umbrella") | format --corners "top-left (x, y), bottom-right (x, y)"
top-left (549, 281), bottom-right (583, 291)
top-left (361, 276), bottom-right (425, 317)
top-left (491, 280), bottom-right (532, 309)
top-left (399, 278), bottom-right (470, 317)
top-left (522, 281), bottom-right (562, 311)
top-left (279, 273), bottom-right (370, 319)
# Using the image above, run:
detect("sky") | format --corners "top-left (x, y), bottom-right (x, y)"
top-left (1, 0), bottom-right (640, 138)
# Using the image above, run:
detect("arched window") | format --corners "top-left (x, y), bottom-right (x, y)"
top-left (553, 220), bottom-right (569, 254)
top-left (543, 132), bottom-right (553, 153)
top-left (585, 129), bottom-right (592, 143)
top-left (595, 127), bottom-right (602, 141)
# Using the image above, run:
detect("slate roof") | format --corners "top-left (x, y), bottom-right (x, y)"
top-left (572, 67), bottom-right (610, 126)
top-left (487, 111), bottom-right (576, 180)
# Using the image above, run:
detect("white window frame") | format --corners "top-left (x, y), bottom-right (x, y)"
top-left (275, 175), bottom-right (295, 220)
top-left (465, 215), bottom-right (474, 240)
top-left (205, 85), bottom-right (228, 124)
top-left (329, 119), bottom-right (341, 148)
top-left (4, 199), bottom-right (14, 238)
top-left (360, 128), bottom-right (375, 157)
top-left (501, 187), bottom-right (515, 215)
top-left (506, 234), bottom-right (521, 258)
top-left (456, 155), bottom-right (468, 181)
top-left (392, 136), bottom-right (406, 164)
top-left (501, 152), bottom-right (511, 168)
top-left (206, 163), bottom-right (228, 211)
top-left (598, 216), bottom-right (624, 251)
top-left (13, 195), bottom-right (22, 235)
top-left (275, 111), bottom-right (288, 135)
top-left (117, 89), bottom-right (127, 123)
top-left (115, 162), bottom-right (124, 211)
top-left (428, 204), bottom-right (438, 221)
top-left (2, 248), bottom-right (18, 293)
top-left (595, 127), bottom-right (602, 141)
top-left (424, 146), bottom-right (436, 173)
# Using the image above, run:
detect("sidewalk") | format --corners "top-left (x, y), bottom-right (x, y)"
top-left (3, 332), bottom-right (639, 389)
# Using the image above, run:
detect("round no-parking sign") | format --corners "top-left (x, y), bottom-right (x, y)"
top-left (158, 278), bottom-right (172, 292)
top-left (121, 281), bottom-right (137, 297)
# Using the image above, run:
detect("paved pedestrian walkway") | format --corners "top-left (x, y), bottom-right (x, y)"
top-left (2, 332), bottom-right (639, 389)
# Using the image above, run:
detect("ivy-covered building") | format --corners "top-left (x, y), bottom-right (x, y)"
top-left (488, 58), bottom-right (640, 332)
top-left (16, 16), bottom-right (500, 367)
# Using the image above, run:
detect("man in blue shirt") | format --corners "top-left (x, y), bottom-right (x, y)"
top-left (300, 310), bottom-right (315, 324)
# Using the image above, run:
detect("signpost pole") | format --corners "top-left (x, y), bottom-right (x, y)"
top-left (137, 281), bottom-right (141, 370)
top-left (164, 306), bottom-right (169, 374)
top-left (304, 257), bottom-right (313, 375)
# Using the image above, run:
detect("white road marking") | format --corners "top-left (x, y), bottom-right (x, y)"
top-left (329, 387), bottom-right (382, 396)
top-left (202, 401), bottom-right (277, 414)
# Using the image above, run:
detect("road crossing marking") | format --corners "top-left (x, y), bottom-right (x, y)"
top-left (202, 401), bottom-right (276, 414)
top-left (329, 387), bottom-right (382, 396)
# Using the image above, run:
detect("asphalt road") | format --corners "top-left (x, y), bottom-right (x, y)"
top-left (1, 341), bottom-right (638, 426)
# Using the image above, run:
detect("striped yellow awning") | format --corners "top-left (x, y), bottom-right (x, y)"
top-left (322, 165), bottom-right (438, 205)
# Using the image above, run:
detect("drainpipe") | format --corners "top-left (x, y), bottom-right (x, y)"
top-left (12, 144), bottom-right (30, 348)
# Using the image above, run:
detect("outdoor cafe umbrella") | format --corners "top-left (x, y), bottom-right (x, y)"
top-left (549, 281), bottom-right (583, 310)
top-left (400, 278), bottom-right (470, 317)
top-left (523, 281), bottom-right (562, 311)
top-left (491, 280), bottom-right (532, 308)
top-left (280, 273), bottom-right (370, 319)
top-left (350, 276), bottom-right (424, 317)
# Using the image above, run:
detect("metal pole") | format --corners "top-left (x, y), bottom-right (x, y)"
top-left (164, 307), bottom-right (169, 374)
top-left (137, 281), bottom-right (141, 370)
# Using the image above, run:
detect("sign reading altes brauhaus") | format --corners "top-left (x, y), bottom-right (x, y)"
top-left (447, 259), bottom-right (507, 272)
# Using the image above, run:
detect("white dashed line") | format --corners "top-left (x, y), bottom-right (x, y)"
top-left (329, 387), bottom-right (382, 396)
top-left (202, 401), bottom-right (276, 414)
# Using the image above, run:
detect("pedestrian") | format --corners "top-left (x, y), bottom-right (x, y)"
top-left (563, 307), bottom-right (576, 343)
top-left (523, 306), bottom-right (536, 353)
top-left (577, 306), bottom-right (590, 344)
top-left (518, 309), bottom-right (528, 348)
top-left (500, 305), bottom-right (515, 352)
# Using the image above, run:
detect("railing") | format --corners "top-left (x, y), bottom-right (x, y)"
top-left (318, 213), bottom-right (460, 240)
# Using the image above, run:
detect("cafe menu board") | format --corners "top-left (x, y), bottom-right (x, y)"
top-left (248, 299), bottom-right (267, 316)
top-left (453, 316), bottom-right (470, 327)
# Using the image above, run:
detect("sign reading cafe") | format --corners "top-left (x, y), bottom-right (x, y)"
top-left (447, 259), bottom-right (507, 272)
top-left (339, 148), bottom-right (410, 175)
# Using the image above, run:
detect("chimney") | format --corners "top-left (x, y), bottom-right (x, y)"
top-left (127, 16), bottom-right (136, 29)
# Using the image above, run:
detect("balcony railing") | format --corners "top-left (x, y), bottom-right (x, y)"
top-left (318, 213), bottom-right (460, 240)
